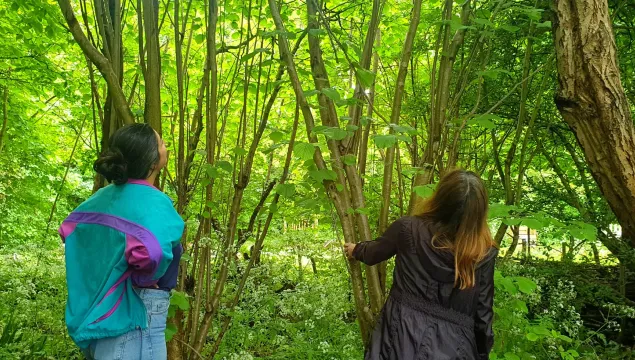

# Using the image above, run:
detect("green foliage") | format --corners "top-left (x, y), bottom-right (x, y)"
top-left (2, 0), bottom-right (635, 358)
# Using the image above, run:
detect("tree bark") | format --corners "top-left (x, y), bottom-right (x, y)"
top-left (378, 0), bottom-right (422, 234)
top-left (142, 0), bottom-right (162, 134)
top-left (269, 0), bottom-right (373, 340)
top-left (553, 0), bottom-right (635, 248)
top-left (505, 226), bottom-right (520, 260)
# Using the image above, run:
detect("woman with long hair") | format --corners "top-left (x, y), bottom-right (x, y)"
top-left (344, 169), bottom-right (497, 360)
top-left (59, 123), bottom-right (184, 360)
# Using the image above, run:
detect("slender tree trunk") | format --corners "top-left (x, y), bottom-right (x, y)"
top-left (345, 0), bottom-right (382, 153)
top-left (377, 0), bottom-right (422, 233)
top-left (504, 226), bottom-right (520, 260)
top-left (191, 0), bottom-right (219, 354)
top-left (0, 87), bottom-right (7, 155)
top-left (142, 0), bottom-right (162, 133)
top-left (409, 0), bottom-right (471, 211)
top-left (269, 0), bottom-right (373, 340)
top-left (357, 32), bottom-right (380, 179)
top-left (591, 243), bottom-right (601, 266)
top-left (553, 0), bottom-right (635, 248)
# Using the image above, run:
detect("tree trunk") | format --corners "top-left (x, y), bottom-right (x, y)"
top-left (0, 87), bottom-right (7, 155)
top-left (591, 242), bottom-right (601, 266)
top-left (409, 0), bottom-right (471, 211)
top-left (377, 0), bottom-right (422, 234)
top-left (553, 0), bottom-right (635, 248)
top-left (504, 226), bottom-right (520, 260)
top-left (142, 0), bottom-right (162, 134)
top-left (269, 0), bottom-right (374, 340)
top-left (57, 0), bottom-right (134, 125)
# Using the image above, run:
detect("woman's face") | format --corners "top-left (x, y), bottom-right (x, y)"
top-left (155, 130), bottom-right (168, 171)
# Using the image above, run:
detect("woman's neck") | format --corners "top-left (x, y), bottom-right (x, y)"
top-left (145, 170), bottom-right (159, 187)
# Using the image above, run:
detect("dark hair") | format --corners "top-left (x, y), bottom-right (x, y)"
top-left (93, 123), bottom-right (160, 185)
top-left (412, 169), bottom-right (495, 289)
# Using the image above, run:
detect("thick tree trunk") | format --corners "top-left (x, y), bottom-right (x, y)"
top-left (553, 0), bottom-right (635, 248)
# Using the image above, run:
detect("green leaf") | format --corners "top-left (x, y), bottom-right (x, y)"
top-left (170, 291), bottom-right (190, 311)
top-left (537, 20), bottom-right (552, 28)
top-left (531, 326), bottom-right (551, 336)
top-left (499, 25), bottom-right (521, 32)
top-left (314, 126), bottom-right (348, 140)
top-left (499, 277), bottom-right (518, 295)
top-left (275, 183), bottom-right (296, 198)
top-left (303, 89), bottom-right (320, 97)
top-left (511, 299), bottom-right (529, 313)
top-left (521, 218), bottom-right (544, 230)
top-left (502, 218), bottom-right (522, 226)
top-left (194, 34), bottom-right (205, 44)
top-left (342, 154), bottom-right (357, 166)
top-left (326, 128), bottom-right (348, 140)
top-left (390, 124), bottom-right (417, 135)
top-left (413, 184), bottom-right (436, 199)
top-left (526, 332), bottom-right (539, 341)
top-left (488, 204), bottom-right (518, 218)
top-left (294, 142), bottom-right (316, 161)
top-left (360, 116), bottom-right (373, 126)
top-left (474, 18), bottom-right (495, 27)
top-left (233, 147), bottom-right (248, 157)
top-left (515, 277), bottom-right (537, 294)
top-left (270, 131), bottom-right (284, 142)
top-left (477, 69), bottom-right (513, 80)
top-left (165, 323), bottom-right (177, 341)
top-left (373, 134), bottom-right (397, 149)
top-left (308, 29), bottom-right (327, 36)
top-left (310, 169), bottom-right (337, 183)
top-left (468, 114), bottom-right (501, 129)
top-left (217, 160), bottom-right (233, 173)
top-left (321, 87), bottom-right (341, 101)
top-left (559, 334), bottom-right (573, 343)
top-left (269, 202), bottom-right (278, 214)
top-left (504, 353), bottom-right (520, 360)
top-left (355, 68), bottom-right (376, 88)
top-left (206, 165), bottom-right (219, 179)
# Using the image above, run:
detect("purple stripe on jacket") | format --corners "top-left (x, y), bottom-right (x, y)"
top-left (91, 288), bottom-right (126, 324)
top-left (65, 212), bottom-right (163, 286)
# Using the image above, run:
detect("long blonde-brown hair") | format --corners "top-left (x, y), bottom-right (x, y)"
top-left (412, 169), bottom-right (495, 289)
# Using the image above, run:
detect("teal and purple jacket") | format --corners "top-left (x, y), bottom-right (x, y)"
top-left (58, 179), bottom-right (184, 348)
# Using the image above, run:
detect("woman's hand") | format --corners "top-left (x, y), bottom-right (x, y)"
top-left (343, 243), bottom-right (356, 260)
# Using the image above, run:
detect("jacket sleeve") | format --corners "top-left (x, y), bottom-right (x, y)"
top-left (125, 234), bottom-right (160, 287)
top-left (474, 249), bottom-right (498, 359)
top-left (352, 218), bottom-right (405, 266)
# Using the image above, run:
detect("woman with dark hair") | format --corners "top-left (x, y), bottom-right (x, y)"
top-left (344, 169), bottom-right (498, 360)
top-left (59, 123), bottom-right (184, 360)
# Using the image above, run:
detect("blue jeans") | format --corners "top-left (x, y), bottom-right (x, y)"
top-left (82, 289), bottom-right (170, 360)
